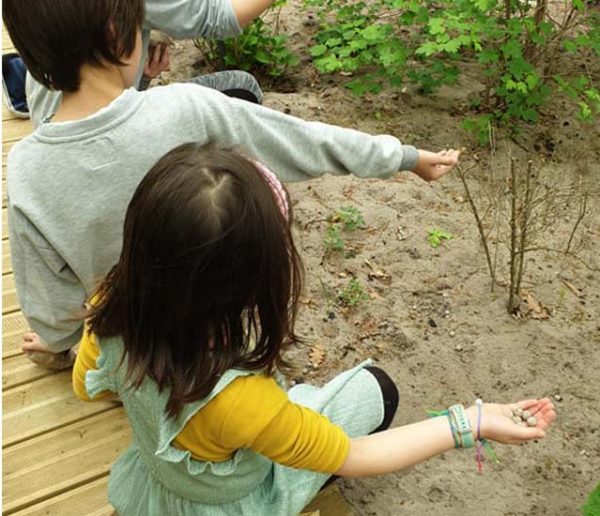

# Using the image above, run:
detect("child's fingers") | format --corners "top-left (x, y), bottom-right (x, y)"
top-left (508, 421), bottom-right (546, 442)
top-left (161, 46), bottom-right (170, 70)
top-left (514, 399), bottom-right (540, 411)
top-left (154, 45), bottom-right (164, 66)
top-left (435, 149), bottom-right (460, 166)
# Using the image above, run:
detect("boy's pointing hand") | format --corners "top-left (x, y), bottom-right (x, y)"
top-left (413, 149), bottom-right (460, 182)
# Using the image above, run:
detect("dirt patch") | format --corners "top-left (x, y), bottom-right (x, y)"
top-left (159, 10), bottom-right (600, 515)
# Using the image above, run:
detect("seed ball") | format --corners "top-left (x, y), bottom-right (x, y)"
top-left (554, 394), bottom-right (562, 402)
top-left (527, 417), bottom-right (537, 427)
top-left (522, 410), bottom-right (532, 420)
top-left (514, 408), bottom-right (523, 417)
top-left (512, 416), bottom-right (522, 425)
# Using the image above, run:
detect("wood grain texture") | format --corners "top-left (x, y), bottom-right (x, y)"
top-left (3, 373), bottom-right (119, 447)
top-left (3, 311), bottom-right (29, 358)
top-left (4, 409), bottom-right (129, 514)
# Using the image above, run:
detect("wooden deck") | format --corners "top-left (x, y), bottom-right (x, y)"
top-left (1, 30), bottom-right (353, 516)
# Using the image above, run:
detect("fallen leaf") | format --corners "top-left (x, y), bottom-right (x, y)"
top-left (309, 345), bottom-right (326, 369)
top-left (522, 291), bottom-right (550, 320)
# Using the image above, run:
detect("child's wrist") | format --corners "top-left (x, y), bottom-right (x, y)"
top-left (466, 404), bottom-right (486, 440)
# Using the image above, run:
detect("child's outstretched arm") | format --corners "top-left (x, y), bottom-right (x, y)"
top-left (178, 84), bottom-right (460, 183)
top-left (145, 0), bottom-right (274, 40)
top-left (336, 399), bottom-right (556, 477)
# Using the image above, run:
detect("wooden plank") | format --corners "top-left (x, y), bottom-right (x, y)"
top-left (3, 273), bottom-right (19, 314)
top-left (3, 311), bottom-right (28, 358)
top-left (3, 105), bottom-right (17, 122)
top-left (3, 409), bottom-right (129, 514)
top-left (3, 178), bottom-right (7, 208)
top-left (3, 372), bottom-right (119, 447)
top-left (303, 485), bottom-right (355, 516)
top-left (3, 207), bottom-right (8, 240)
top-left (3, 354), bottom-right (57, 390)
top-left (3, 238), bottom-right (11, 274)
top-left (3, 119), bottom-right (32, 142)
top-left (12, 477), bottom-right (113, 516)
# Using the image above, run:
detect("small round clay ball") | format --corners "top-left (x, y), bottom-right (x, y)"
top-left (512, 416), bottom-right (522, 425)
top-left (527, 416), bottom-right (537, 427)
top-left (522, 410), bottom-right (532, 420)
top-left (514, 408), bottom-right (524, 417)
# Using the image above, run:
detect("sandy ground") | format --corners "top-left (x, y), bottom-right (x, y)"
top-left (156, 7), bottom-right (600, 514)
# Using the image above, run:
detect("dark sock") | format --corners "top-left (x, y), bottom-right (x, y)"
top-left (222, 88), bottom-right (260, 104)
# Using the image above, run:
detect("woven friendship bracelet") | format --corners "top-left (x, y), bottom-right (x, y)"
top-left (448, 404), bottom-right (475, 449)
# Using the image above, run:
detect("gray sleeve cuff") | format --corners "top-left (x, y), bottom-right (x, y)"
top-left (36, 324), bottom-right (84, 353)
top-left (399, 145), bottom-right (419, 172)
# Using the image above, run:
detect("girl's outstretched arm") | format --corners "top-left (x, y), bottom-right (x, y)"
top-left (336, 399), bottom-right (556, 477)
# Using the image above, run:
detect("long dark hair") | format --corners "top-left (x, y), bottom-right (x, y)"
top-left (88, 144), bottom-right (304, 418)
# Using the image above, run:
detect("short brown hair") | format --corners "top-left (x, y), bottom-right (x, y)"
top-left (3, 0), bottom-right (145, 92)
top-left (88, 144), bottom-right (304, 418)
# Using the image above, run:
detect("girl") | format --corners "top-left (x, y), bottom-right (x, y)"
top-left (73, 144), bottom-right (556, 515)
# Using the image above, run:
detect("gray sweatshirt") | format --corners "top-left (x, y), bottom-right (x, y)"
top-left (8, 84), bottom-right (418, 351)
top-left (26, 0), bottom-right (243, 126)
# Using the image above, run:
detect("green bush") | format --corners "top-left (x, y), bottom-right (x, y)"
top-left (583, 482), bottom-right (600, 516)
top-left (196, 0), bottom-right (299, 77)
top-left (306, 0), bottom-right (600, 141)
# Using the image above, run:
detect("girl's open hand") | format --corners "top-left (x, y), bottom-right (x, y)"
top-left (472, 398), bottom-right (556, 445)
top-left (413, 149), bottom-right (460, 182)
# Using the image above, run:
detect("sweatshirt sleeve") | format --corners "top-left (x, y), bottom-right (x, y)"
top-left (144, 0), bottom-right (242, 39)
top-left (7, 205), bottom-right (85, 351)
top-left (177, 84), bottom-right (419, 182)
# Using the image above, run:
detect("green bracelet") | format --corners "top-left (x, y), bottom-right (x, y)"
top-left (449, 404), bottom-right (475, 449)
top-left (446, 414), bottom-right (460, 448)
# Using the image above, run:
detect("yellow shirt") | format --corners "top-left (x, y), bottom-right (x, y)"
top-left (73, 331), bottom-right (350, 474)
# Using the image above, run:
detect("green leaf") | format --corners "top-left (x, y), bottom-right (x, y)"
top-left (428, 18), bottom-right (445, 35)
top-left (362, 24), bottom-right (387, 42)
top-left (501, 39), bottom-right (522, 58)
top-left (310, 44), bottom-right (328, 57)
top-left (415, 42), bottom-right (438, 57)
top-left (563, 40), bottom-right (578, 52)
top-left (346, 79), bottom-right (370, 96)
top-left (325, 37), bottom-right (343, 48)
top-left (427, 228), bottom-right (452, 248)
top-left (315, 55), bottom-right (342, 73)
top-left (255, 50), bottom-right (271, 64)
top-left (525, 74), bottom-right (539, 90)
top-left (478, 49), bottom-right (499, 64)
top-left (578, 102), bottom-right (592, 120)
top-left (582, 483), bottom-right (600, 516)
top-left (521, 107), bottom-right (538, 123)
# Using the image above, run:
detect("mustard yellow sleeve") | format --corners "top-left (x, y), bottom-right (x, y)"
top-left (174, 375), bottom-right (350, 474)
top-left (71, 330), bottom-right (111, 401)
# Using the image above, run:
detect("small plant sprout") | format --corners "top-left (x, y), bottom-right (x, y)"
top-left (338, 278), bottom-right (369, 307)
top-left (323, 206), bottom-right (366, 254)
top-left (328, 206), bottom-right (366, 232)
top-left (428, 228), bottom-right (453, 248)
top-left (323, 223), bottom-right (345, 253)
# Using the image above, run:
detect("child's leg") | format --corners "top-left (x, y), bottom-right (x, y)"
top-left (321, 366), bottom-right (399, 490)
top-left (188, 70), bottom-right (263, 104)
top-left (364, 366), bottom-right (399, 433)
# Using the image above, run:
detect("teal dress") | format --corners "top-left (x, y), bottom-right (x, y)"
top-left (86, 337), bottom-right (384, 515)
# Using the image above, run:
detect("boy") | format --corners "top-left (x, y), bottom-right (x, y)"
top-left (26, 0), bottom-right (276, 125)
top-left (4, 0), bottom-right (459, 368)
